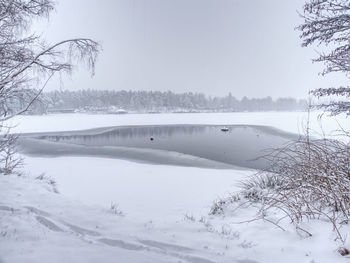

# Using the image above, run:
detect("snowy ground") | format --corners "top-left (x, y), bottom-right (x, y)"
top-left (1, 112), bottom-right (350, 262)
top-left (22, 156), bottom-right (247, 221)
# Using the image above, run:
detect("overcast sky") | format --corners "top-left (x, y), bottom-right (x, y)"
top-left (34, 0), bottom-right (348, 99)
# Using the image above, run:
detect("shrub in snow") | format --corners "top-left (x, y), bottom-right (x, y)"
top-left (211, 132), bottom-right (350, 251)
top-left (255, 135), bottom-right (350, 243)
top-left (110, 202), bottom-right (123, 216)
top-left (183, 213), bottom-right (196, 222)
top-left (210, 194), bottom-right (241, 215)
top-left (0, 131), bottom-right (22, 175)
top-left (35, 173), bottom-right (59, 193)
top-left (338, 247), bottom-right (350, 256)
top-left (240, 174), bottom-right (282, 203)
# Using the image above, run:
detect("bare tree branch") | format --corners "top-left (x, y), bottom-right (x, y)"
top-left (0, 0), bottom-right (101, 174)
top-left (298, 0), bottom-right (350, 115)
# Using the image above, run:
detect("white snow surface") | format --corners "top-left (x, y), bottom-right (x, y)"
top-left (6, 111), bottom-right (350, 136)
top-left (1, 158), bottom-right (349, 263)
top-left (1, 112), bottom-right (350, 262)
top-left (22, 156), bottom-right (245, 220)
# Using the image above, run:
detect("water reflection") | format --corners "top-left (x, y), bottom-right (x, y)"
top-left (38, 126), bottom-right (205, 145)
top-left (38, 125), bottom-right (205, 144)
top-left (31, 125), bottom-right (296, 170)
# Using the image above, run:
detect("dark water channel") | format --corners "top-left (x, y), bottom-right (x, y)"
top-left (19, 125), bottom-right (299, 170)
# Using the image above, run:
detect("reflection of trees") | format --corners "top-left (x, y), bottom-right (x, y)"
top-left (32, 125), bottom-right (291, 170)
top-left (38, 125), bottom-right (207, 146)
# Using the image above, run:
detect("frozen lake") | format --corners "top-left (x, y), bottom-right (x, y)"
top-left (15, 111), bottom-right (347, 169)
top-left (19, 124), bottom-right (299, 170)
top-left (5, 112), bottom-right (348, 263)
top-left (7, 111), bottom-right (350, 135)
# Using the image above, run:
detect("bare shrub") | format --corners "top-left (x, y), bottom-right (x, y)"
top-left (0, 127), bottom-right (22, 174)
top-left (210, 193), bottom-right (241, 215)
top-left (183, 213), bottom-right (196, 222)
top-left (240, 173), bottom-right (282, 203)
top-left (110, 202), bottom-right (123, 216)
top-left (240, 134), bottom-right (350, 243)
top-left (210, 127), bottom-right (350, 248)
top-left (338, 247), bottom-right (350, 256)
top-left (35, 173), bottom-right (58, 193)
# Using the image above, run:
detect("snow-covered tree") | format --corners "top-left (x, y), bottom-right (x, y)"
top-left (298, 0), bottom-right (350, 115)
top-left (0, 0), bottom-right (100, 173)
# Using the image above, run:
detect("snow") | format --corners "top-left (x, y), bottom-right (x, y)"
top-left (21, 156), bottom-right (250, 220)
top-left (1, 161), bottom-right (348, 263)
top-left (1, 112), bottom-right (350, 262)
top-left (6, 111), bottom-right (350, 136)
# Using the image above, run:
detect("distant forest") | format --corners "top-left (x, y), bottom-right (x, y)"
top-left (19, 90), bottom-right (308, 114)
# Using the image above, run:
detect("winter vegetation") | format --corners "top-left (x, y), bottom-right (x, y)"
top-left (2, 112), bottom-right (350, 263)
top-left (1, 0), bottom-right (350, 262)
top-left (211, 130), bottom-right (350, 249)
top-left (7, 89), bottom-right (308, 114)
top-left (298, 0), bottom-right (350, 116)
top-left (211, 0), bottom-right (350, 256)
top-left (0, 0), bottom-right (100, 174)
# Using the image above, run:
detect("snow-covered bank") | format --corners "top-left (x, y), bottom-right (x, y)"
top-left (1, 173), bottom-right (232, 263)
top-left (6, 111), bottom-right (350, 136)
top-left (22, 156), bottom-right (249, 220)
top-left (1, 165), bottom-right (348, 263)
top-left (2, 112), bottom-right (350, 262)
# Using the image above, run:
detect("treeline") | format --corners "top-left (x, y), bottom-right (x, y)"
top-left (20, 89), bottom-right (308, 114)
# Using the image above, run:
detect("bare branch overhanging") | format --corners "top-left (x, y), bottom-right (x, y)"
top-left (0, 0), bottom-right (101, 121)
top-left (298, 0), bottom-right (350, 115)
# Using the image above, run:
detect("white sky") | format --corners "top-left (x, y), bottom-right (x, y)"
top-left (34, 0), bottom-right (349, 99)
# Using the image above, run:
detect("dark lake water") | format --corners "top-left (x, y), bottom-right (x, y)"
top-left (19, 125), bottom-right (299, 170)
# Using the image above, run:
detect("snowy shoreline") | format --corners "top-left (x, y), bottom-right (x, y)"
top-left (1, 112), bottom-right (350, 262)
